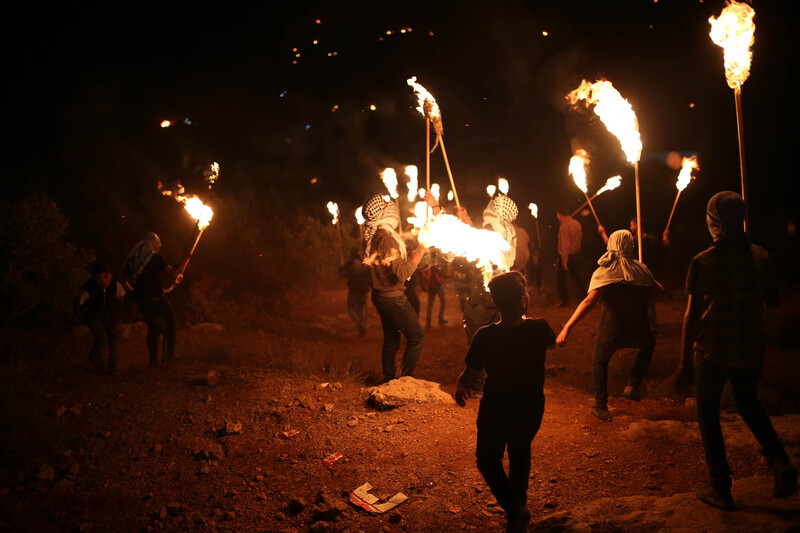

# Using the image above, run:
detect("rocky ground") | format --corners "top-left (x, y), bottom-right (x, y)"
top-left (1, 286), bottom-right (799, 532)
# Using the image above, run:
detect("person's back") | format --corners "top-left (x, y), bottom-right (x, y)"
top-left (598, 283), bottom-right (653, 347)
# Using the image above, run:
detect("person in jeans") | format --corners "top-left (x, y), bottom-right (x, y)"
top-left (556, 230), bottom-right (664, 421)
top-left (361, 194), bottom-right (427, 382)
top-left (673, 191), bottom-right (797, 510)
top-left (122, 233), bottom-right (189, 369)
top-left (339, 247), bottom-right (371, 336)
top-left (455, 271), bottom-right (555, 533)
top-left (423, 260), bottom-right (448, 328)
top-left (73, 262), bottom-right (125, 374)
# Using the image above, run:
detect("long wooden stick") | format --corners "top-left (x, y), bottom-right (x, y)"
top-left (426, 117), bottom-right (431, 191)
top-left (734, 88), bottom-right (749, 231)
top-left (635, 161), bottom-right (643, 263)
top-left (335, 222), bottom-right (344, 264)
top-left (178, 227), bottom-right (205, 277)
top-left (534, 217), bottom-right (541, 249)
top-left (583, 191), bottom-right (601, 226)
top-left (438, 136), bottom-right (460, 208)
top-left (571, 191), bottom-right (600, 218)
top-left (665, 189), bottom-right (682, 234)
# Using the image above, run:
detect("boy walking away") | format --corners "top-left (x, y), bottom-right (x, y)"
top-left (673, 191), bottom-right (797, 511)
top-left (73, 262), bottom-right (125, 375)
top-left (422, 260), bottom-right (448, 328)
top-left (340, 247), bottom-right (371, 336)
top-left (455, 271), bottom-right (555, 532)
top-left (556, 230), bottom-right (664, 421)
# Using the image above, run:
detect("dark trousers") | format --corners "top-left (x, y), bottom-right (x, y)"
top-left (84, 313), bottom-right (118, 372)
top-left (371, 293), bottom-right (425, 380)
top-left (463, 301), bottom-right (500, 394)
top-left (140, 296), bottom-right (176, 365)
top-left (476, 416), bottom-right (541, 514)
top-left (347, 291), bottom-right (368, 331)
top-left (556, 254), bottom-right (585, 305)
top-left (593, 336), bottom-right (655, 407)
top-left (425, 287), bottom-right (446, 326)
top-left (694, 355), bottom-right (790, 491)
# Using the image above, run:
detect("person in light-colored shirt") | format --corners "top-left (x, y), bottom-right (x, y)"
top-left (555, 206), bottom-right (586, 307)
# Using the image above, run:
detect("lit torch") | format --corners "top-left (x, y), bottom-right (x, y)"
top-left (404, 165), bottom-right (418, 202)
top-left (569, 149), bottom-right (601, 226)
top-left (327, 201), bottom-right (343, 264)
top-left (664, 155), bottom-right (699, 235)
top-left (158, 184), bottom-right (215, 278)
top-left (381, 168), bottom-right (400, 212)
top-left (407, 76), bottom-right (461, 208)
top-left (529, 202), bottom-right (541, 249)
top-left (567, 79), bottom-right (643, 260)
top-left (498, 177), bottom-right (509, 195)
top-left (571, 175), bottom-right (622, 217)
top-left (709, 0), bottom-right (755, 228)
top-left (486, 184), bottom-right (497, 198)
top-left (355, 207), bottom-right (365, 241)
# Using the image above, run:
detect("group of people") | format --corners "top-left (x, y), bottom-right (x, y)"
top-left (348, 189), bottom-right (797, 531)
top-left (73, 232), bottom-right (189, 374)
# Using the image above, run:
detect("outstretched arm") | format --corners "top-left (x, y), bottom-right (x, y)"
top-left (671, 294), bottom-right (702, 389)
top-left (556, 289), bottom-right (601, 346)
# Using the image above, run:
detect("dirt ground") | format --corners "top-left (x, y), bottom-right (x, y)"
top-left (1, 284), bottom-right (799, 532)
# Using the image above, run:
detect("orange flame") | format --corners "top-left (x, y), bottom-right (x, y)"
top-left (498, 177), bottom-right (509, 195)
top-left (486, 184), bottom-right (497, 197)
top-left (381, 168), bottom-right (399, 199)
top-left (159, 182), bottom-right (213, 229)
top-left (709, 1), bottom-right (755, 89)
top-left (569, 149), bottom-right (590, 193)
top-left (326, 201), bottom-right (339, 224)
top-left (529, 203), bottom-right (539, 218)
top-left (404, 165), bottom-right (418, 202)
top-left (355, 207), bottom-right (365, 225)
top-left (407, 76), bottom-right (441, 120)
top-left (596, 175), bottom-right (622, 195)
top-left (567, 80), bottom-right (642, 164)
top-left (676, 156), bottom-right (699, 192)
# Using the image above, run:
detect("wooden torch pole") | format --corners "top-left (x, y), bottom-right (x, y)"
top-left (635, 161), bottom-right (643, 263)
top-left (438, 137), bottom-right (460, 209)
top-left (734, 87), bottom-right (749, 231)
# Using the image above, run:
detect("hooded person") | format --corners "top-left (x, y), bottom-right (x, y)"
top-left (361, 194), bottom-right (428, 383)
top-left (674, 191), bottom-right (796, 511)
top-left (122, 232), bottom-right (189, 368)
top-left (555, 230), bottom-right (665, 421)
top-left (482, 194), bottom-right (518, 271)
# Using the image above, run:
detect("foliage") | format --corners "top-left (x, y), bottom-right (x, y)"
top-left (0, 195), bottom-right (95, 320)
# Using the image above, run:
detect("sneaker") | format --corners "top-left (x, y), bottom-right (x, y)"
top-left (506, 506), bottom-right (531, 533)
top-left (622, 385), bottom-right (641, 402)
top-left (773, 463), bottom-right (799, 498)
top-left (696, 484), bottom-right (737, 511)
top-left (591, 405), bottom-right (612, 421)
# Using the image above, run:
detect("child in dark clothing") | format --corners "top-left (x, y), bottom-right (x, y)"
top-left (456, 271), bottom-right (555, 533)
top-left (73, 262), bottom-right (125, 374)
top-left (340, 248), bottom-right (371, 336)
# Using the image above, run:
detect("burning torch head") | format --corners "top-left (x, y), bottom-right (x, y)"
top-left (706, 191), bottom-right (747, 243)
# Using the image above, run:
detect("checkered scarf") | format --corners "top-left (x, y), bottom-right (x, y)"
top-left (482, 194), bottom-right (518, 269)
top-left (125, 232), bottom-right (162, 282)
top-left (361, 194), bottom-right (407, 260)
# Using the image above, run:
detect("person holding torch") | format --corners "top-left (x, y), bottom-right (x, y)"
top-left (361, 194), bottom-right (428, 383)
top-left (122, 233), bottom-right (189, 369)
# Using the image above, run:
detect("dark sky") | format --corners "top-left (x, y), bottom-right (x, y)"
top-left (5, 0), bottom-right (798, 244)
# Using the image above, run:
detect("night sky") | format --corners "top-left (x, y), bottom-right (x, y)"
top-left (5, 1), bottom-right (798, 249)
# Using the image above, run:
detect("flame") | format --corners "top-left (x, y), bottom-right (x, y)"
top-left (676, 155), bottom-right (699, 191)
top-left (596, 175), bottom-right (622, 196)
top-left (498, 177), bottom-right (509, 195)
top-left (160, 120), bottom-right (171, 128)
top-left (529, 203), bottom-right (539, 218)
top-left (486, 184), bottom-right (497, 197)
top-left (709, 1), bottom-right (755, 89)
top-left (207, 162), bottom-right (220, 187)
top-left (381, 168), bottom-right (399, 199)
top-left (567, 80), bottom-right (642, 164)
top-left (407, 76), bottom-right (441, 120)
top-left (355, 207), bottom-right (365, 225)
top-left (159, 182), bottom-right (213, 229)
top-left (569, 149), bottom-right (590, 193)
top-left (418, 213), bottom-right (511, 287)
top-left (404, 165), bottom-right (418, 201)
top-left (408, 201), bottom-right (430, 228)
top-left (326, 201), bottom-right (339, 224)
top-left (431, 183), bottom-right (440, 201)
top-left (447, 190), bottom-right (454, 201)
top-left (418, 187), bottom-right (426, 199)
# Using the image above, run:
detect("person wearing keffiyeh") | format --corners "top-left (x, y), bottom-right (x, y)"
top-left (360, 194), bottom-right (428, 383)
top-left (555, 230), bottom-right (664, 422)
top-left (673, 191), bottom-right (796, 511)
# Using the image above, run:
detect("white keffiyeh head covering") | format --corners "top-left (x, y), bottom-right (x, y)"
top-left (361, 194), bottom-right (407, 260)
top-left (588, 230), bottom-right (654, 292)
top-left (482, 194), bottom-right (518, 269)
top-left (125, 232), bottom-right (161, 282)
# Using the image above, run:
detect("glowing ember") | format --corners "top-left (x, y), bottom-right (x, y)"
top-left (207, 162), bottom-right (220, 187)
top-left (447, 190), bottom-right (454, 201)
top-left (404, 165), bottom-right (418, 202)
top-left (709, 1), bottom-right (755, 89)
top-left (355, 207), bottom-right (365, 225)
top-left (567, 80), bottom-right (642, 164)
top-left (381, 168), bottom-right (399, 199)
top-left (326, 201), bottom-right (339, 224)
top-left (569, 149), bottom-right (590, 193)
top-left (596, 175), bottom-right (622, 196)
top-left (486, 184), bottom-right (497, 197)
top-left (529, 203), bottom-right (539, 218)
top-left (418, 214), bottom-right (511, 286)
top-left (676, 156), bottom-right (699, 191)
top-left (160, 120), bottom-right (171, 128)
top-left (498, 178), bottom-right (509, 195)
top-left (407, 76), bottom-right (441, 120)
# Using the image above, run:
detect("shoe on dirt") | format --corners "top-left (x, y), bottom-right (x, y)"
top-left (696, 484), bottom-right (737, 511)
top-left (773, 464), bottom-right (799, 498)
top-left (622, 385), bottom-right (641, 402)
top-left (591, 405), bottom-right (612, 422)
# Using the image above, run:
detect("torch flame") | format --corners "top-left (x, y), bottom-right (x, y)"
top-left (381, 168), bottom-right (399, 199)
top-left (569, 149), bottom-right (590, 193)
top-left (567, 80), bottom-right (642, 164)
top-left (529, 203), bottom-right (539, 218)
top-left (709, 1), bottom-right (755, 89)
top-left (596, 175), bottom-right (622, 196)
top-left (431, 183), bottom-right (440, 201)
top-left (326, 201), bottom-right (339, 224)
top-left (447, 190), bottom-right (454, 201)
top-left (159, 183), bottom-right (213, 229)
top-left (355, 207), bottom-right (365, 225)
top-left (407, 76), bottom-right (441, 120)
top-left (408, 201), bottom-right (430, 228)
top-left (486, 184), bottom-right (497, 197)
top-left (404, 165), bottom-right (418, 202)
top-left (498, 177), bottom-right (509, 195)
top-left (676, 156), bottom-right (699, 192)
top-left (418, 213), bottom-right (511, 286)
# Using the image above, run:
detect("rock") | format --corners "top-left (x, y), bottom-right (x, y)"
top-left (55, 406), bottom-right (68, 417)
top-left (68, 406), bottom-right (81, 416)
top-left (189, 322), bottom-right (226, 335)
top-left (366, 377), bottom-right (456, 409)
top-left (323, 403), bottom-right (335, 412)
top-left (206, 370), bottom-right (222, 386)
top-left (309, 520), bottom-right (330, 532)
top-left (37, 464), bottom-right (55, 481)
top-left (166, 502), bottom-right (182, 516)
top-left (311, 493), bottom-right (348, 522)
top-left (623, 420), bottom-right (698, 445)
top-left (274, 511), bottom-right (285, 521)
top-left (222, 421), bottom-right (242, 435)
top-left (287, 497), bottom-right (307, 515)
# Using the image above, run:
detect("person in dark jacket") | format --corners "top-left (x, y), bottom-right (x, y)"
top-left (73, 262), bottom-right (125, 374)
top-left (340, 247), bottom-right (371, 336)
